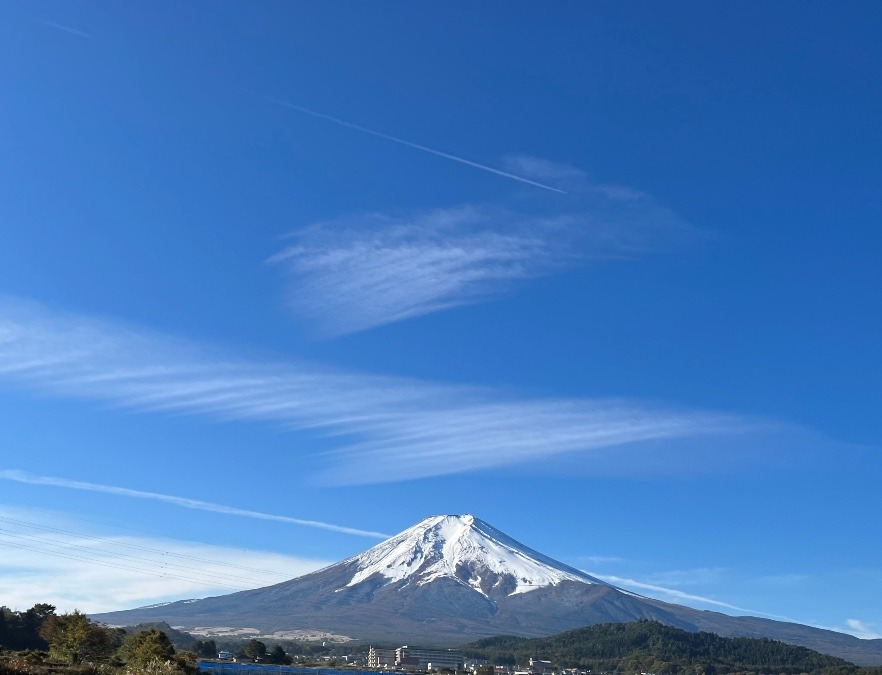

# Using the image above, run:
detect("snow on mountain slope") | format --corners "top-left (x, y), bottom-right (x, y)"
top-left (342, 514), bottom-right (605, 597)
top-left (88, 514), bottom-right (882, 666)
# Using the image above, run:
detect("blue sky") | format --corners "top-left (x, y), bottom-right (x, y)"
top-left (0, 1), bottom-right (880, 641)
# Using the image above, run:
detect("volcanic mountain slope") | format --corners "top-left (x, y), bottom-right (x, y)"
top-left (90, 515), bottom-right (882, 666)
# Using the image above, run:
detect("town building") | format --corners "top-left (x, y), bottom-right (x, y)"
top-left (395, 646), bottom-right (465, 671)
top-left (368, 647), bottom-right (397, 669)
top-left (529, 659), bottom-right (555, 674)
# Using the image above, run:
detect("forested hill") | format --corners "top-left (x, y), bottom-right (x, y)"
top-left (462, 621), bottom-right (879, 675)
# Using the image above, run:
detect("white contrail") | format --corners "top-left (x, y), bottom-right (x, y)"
top-left (261, 95), bottom-right (569, 195)
top-left (0, 470), bottom-right (389, 539)
top-left (41, 21), bottom-right (93, 39)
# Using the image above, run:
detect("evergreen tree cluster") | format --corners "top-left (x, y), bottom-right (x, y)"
top-left (463, 621), bottom-right (881, 675)
top-left (0, 605), bottom-right (55, 651)
top-left (0, 605), bottom-right (198, 675)
top-left (237, 639), bottom-right (291, 665)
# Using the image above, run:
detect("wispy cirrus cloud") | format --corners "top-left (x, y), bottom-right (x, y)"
top-left (0, 470), bottom-right (388, 539)
top-left (269, 158), bottom-right (696, 337)
top-left (0, 298), bottom-right (753, 485)
top-left (0, 505), bottom-right (327, 612)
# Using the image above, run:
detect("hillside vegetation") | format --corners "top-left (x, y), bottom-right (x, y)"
top-left (1, 604), bottom-right (196, 675)
top-left (463, 621), bottom-right (882, 675)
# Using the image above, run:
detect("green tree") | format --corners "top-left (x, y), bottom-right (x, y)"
top-left (39, 611), bottom-right (117, 665)
top-left (0, 609), bottom-right (8, 648)
top-left (267, 645), bottom-right (291, 665)
top-left (242, 640), bottom-right (267, 661)
top-left (192, 640), bottom-right (218, 659)
top-left (0, 603), bottom-right (56, 651)
top-left (118, 629), bottom-right (176, 666)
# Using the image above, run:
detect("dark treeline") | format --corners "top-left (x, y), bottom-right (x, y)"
top-left (463, 622), bottom-right (882, 675)
top-left (0, 605), bottom-right (338, 673)
top-left (0, 604), bottom-right (55, 651)
top-left (0, 604), bottom-right (197, 675)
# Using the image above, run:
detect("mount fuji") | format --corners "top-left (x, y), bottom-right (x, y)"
top-left (91, 515), bottom-right (882, 665)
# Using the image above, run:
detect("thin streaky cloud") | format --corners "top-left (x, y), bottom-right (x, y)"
top-left (269, 208), bottom-right (565, 336)
top-left (0, 504), bottom-right (328, 612)
top-left (597, 572), bottom-right (882, 637)
top-left (0, 529), bottom-right (259, 589)
top-left (593, 572), bottom-right (767, 616)
top-left (0, 298), bottom-right (759, 485)
top-left (41, 21), bottom-right (93, 39)
top-left (0, 470), bottom-right (388, 539)
top-left (270, 160), bottom-right (697, 337)
top-left (0, 511), bottom-right (290, 577)
top-left (260, 95), bottom-right (568, 194)
top-left (318, 400), bottom-right (738, 485)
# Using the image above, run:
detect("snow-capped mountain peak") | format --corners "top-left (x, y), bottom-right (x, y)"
top-left (342, 514), bottom-right (604, 597)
